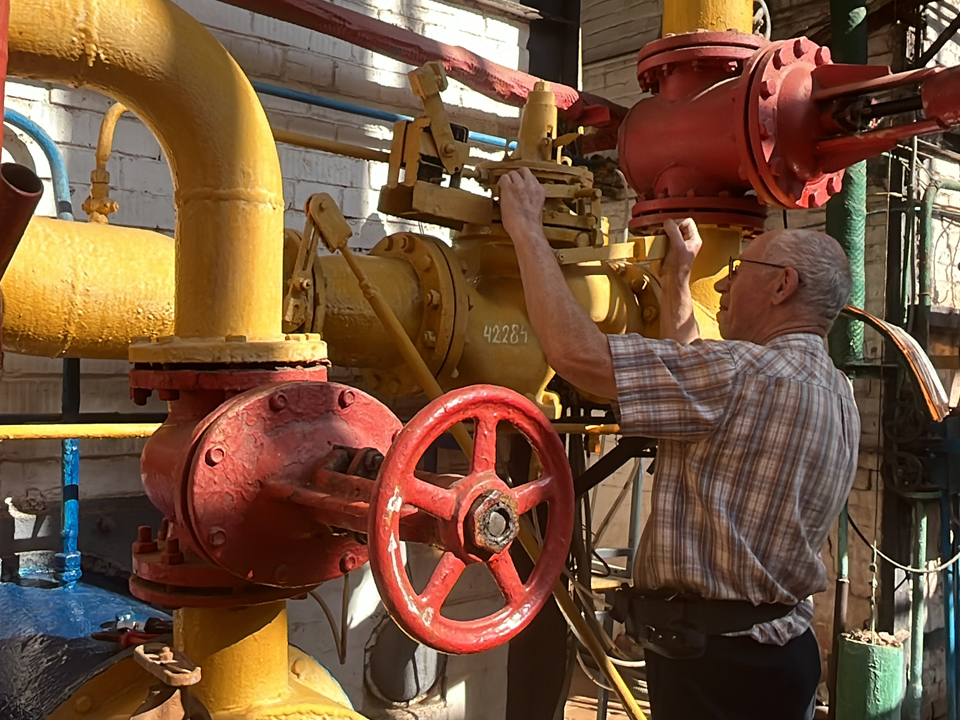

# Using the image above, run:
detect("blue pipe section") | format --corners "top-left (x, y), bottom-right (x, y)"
top-left (251, 81), bottom-right (516, 150)
top-left (944, 492), bottom-right (957, 720)
top-left (2, 107), bottom-right (74, 220)
top-left (3, 107), bottom-right (81, 586)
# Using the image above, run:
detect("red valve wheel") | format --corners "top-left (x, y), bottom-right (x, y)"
top-left (368, 384), bottom-right (574, 654)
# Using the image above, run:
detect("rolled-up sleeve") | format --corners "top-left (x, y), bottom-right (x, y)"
top-left (608, 334), bottom-right (738, 440)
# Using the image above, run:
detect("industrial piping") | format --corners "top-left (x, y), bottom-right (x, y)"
top-left (5, 0), bottom-right (289, 355)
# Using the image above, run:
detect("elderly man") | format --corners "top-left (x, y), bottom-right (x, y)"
top-left (498, 167), bottom-right (859, 720)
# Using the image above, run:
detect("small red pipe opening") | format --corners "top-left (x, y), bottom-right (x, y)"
top-left (0, 163), bottom-right (44, 279)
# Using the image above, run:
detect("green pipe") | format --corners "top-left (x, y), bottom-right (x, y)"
top-left (917, 180), bottom-right (960, 351)
top-left (836, 635), bottom-right (904, 720)
top-left (826, 0), bottom-right (868, 366)
top-left (905, 501), bottom-right (928, 720)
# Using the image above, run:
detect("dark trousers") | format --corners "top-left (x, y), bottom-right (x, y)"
top-left (644, 628), bottom-right (820, 720)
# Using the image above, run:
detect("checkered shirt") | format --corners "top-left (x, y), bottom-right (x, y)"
top-left (608, 332), bottom-right (859, 645)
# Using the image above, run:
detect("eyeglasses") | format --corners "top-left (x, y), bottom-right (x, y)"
top-left (727, 257), bottom-right (801, 284)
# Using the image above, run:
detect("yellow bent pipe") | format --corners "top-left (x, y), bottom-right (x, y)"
top-left (6, 0), bottom-right (284, 352)
top-left (1, 217), bottom-right (174, 359)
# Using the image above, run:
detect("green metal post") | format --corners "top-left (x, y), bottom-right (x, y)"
top-left (905, 501), bottom-right (928, 720)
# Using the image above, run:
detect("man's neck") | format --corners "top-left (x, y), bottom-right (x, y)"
top-left (756, 321), bottom-right (827, 345)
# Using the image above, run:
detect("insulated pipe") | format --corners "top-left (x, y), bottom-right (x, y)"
top-left (6, 0), bottom-right (284, 346)
top-left (826, 0), bottom-right (868, 365)
top-left (906, 501), bottom-right (928, 720)
top-left (0, 0), bottom-right (7, 121)
top-left (0, 163), bottom-right (43, 278)
top-left (661, 0), bottom-right (752, 35)
top-left (1, 216), bottom-right (174, 359)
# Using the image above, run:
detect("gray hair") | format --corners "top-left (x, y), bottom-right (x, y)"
top-left (763, 229), bottom-right (852, 327)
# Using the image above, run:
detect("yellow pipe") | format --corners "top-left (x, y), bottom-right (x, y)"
top-left (274, 128), bottom-right (392, 164)
top-left (1, 216), bottom-right (174, 359)
top-left (176, 603), bottom-right (288, 712)
top-left (662, 0), bottom-right (753, 34)
top-left (82, 102), bottom-right (127, 223)
top-left (7, 0), bottom-right (286, 355)
top-left (0, 423), bottom-right (160, 440)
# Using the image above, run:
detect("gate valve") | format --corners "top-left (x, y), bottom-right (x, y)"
top-left (368, 384), bottom-right (574, 655)
top-left (618, 31), bottom-right (960, 233)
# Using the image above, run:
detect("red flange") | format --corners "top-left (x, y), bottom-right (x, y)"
top-left (368, 385), bottom-right (574, 655)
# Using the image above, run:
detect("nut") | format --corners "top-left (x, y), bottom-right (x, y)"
top-left (209, 527), bottom-right (227, 547)
top-left (161, 538), bottom-right (184, 565)
top-left (74, 696), bottom-right (93, 714)
top-left (133, 525), bottom-right (158, 554)
top-left (465, 491), bottom-right (520, 555)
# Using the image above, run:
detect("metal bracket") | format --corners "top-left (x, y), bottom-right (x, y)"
top-left (408, 62), bottom-right (465, 175)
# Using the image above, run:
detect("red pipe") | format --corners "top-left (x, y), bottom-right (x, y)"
top-left (217, 0), bottom-right (625, 131)
top-left (0, 164), bottom-right (44, 279)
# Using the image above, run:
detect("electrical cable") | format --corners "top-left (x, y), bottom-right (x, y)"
top-left (849, 513), bottom-right (960, 574)
top-left (308, 572), bottom-right (351, 664)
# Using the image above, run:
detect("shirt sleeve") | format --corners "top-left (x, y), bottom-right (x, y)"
top-left (608, 333), bottom-right (738, 441)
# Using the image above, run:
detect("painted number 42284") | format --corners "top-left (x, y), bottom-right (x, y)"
top-left (484, 324), bottom-right (528, 345)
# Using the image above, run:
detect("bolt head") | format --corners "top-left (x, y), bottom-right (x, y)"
top-left (209, 527), bottom-right (227, 547)
top-left (340, 553), bottom-right (359, 573)
top-left (422, 330), bottom-right (437, 348)
top-left (269, 393), bottom-right (288, 412)
top-left (760, 78), bottom-right (778, 99)
top-left (292, 657), bottom-right (308, 677)
top-left (793, 38), bottom-right (806, 58)
top-left (205, 447), bottom-right (225, 466)
top-left (442, 142), bottom-right (456, 157)
top-left (465, 491), bottom-right (520, 555)
top-left (338, 389), bottom-right (356, 409)
top-left (815, 47), bottom-right (831, 66)
top-left (74, 696), bottom-right (93, 714)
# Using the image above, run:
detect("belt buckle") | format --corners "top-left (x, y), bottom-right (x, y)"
top-left (638, 623), bottom-right (707, 660)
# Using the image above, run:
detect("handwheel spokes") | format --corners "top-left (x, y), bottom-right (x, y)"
top-left (405, 477), bottom-right (457, 521)
top-left (487, 550), bottom-right (525, 606)
top-left (419, 551), bottom-right (466, 612)
top-left (513, 475), bottom-right (555, 514)
top-left (471, 415), bottom-right (499, 476)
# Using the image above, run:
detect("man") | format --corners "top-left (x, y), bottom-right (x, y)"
top-left (498, 167), bottom-right (859, 720)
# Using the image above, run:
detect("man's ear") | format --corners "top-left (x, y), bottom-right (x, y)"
top-left (770, 267), bottom-right (801, 306)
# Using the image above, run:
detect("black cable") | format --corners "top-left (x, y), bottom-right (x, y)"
top-left (849, 512), bottom-right (960, 574)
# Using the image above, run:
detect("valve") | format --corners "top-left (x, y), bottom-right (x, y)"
top-left (368, 384), bottom-right (574, 654)
top-left (617, 31), bottom-right (960, 234)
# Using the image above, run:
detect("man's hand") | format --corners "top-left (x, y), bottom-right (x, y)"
top-left (498, 167), bottom-right (546, 245)
top-left (660, 218), bottom-right (702, 282)
top-left (658, 218), bottom-right (702, 344)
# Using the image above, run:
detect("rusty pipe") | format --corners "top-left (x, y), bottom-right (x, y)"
top-left (6, 0), bottom-right (285, 356)
top-left (0, 164), bottom-right (43, 280)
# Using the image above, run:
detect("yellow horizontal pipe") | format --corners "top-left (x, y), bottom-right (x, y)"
top-left (7, 0), bottom-right (285, 348)
top-left (0, 424), bottom-right (161, 440)
top-left (2, 217), bottom-right (174, 359)
top-left (273, 128), bottom-right (391, 164)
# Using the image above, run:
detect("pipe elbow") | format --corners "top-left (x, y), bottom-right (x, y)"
top-left (7, 0), bottom-right (284, 344)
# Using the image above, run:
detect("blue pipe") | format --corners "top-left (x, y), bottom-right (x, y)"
top-left (3, 107), bottom-right (80, 586)
top-left (251, 81), bottom-right (516, 150)
top-left (944, 492), bottom-right (957, 720)
top-left (2, 107), bottom-right (73, 220)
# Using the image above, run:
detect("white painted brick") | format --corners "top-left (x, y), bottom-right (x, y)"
top-left (109, 189), bottom-right (176, 232)
top-left (251, 13), bottom-right (314, 49)
top-left (111, 118), bottom-right (162, 160)
top-left (118, 157), bottom-right (174, 198)
top-left (213, 31), bottom-right (284, 79)
top-left (283, 49), bottom-right (336, 90)
top-left (308, 33), bottom-right (357, 62)
top-left (4, 80), bottom-right (49, 102)
top-left (48, 87), bottom-right (115, 113)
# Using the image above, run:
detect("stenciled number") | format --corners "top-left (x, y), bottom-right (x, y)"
top-left (483, 323), bottom-right (529, 345)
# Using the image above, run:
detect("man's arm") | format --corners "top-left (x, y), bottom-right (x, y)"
top-left (499, 168), bottom-right (617, 400)
top-left (658, 218), bottom-right (702, 344)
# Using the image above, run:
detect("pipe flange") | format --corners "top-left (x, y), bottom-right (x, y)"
top-left (128, 333), bottom-right (328, 365)
top-left (629, 195), bottom-right (767, 237)
top-left (742, 37), bottom-right (843, 209)
top-left (636, 31), bottom-right (766, 93)
top-left (364, 233), bottom-right (466, 396)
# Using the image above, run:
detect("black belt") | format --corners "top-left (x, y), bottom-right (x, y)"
top-left (611, 587), bottom-right (796, 660)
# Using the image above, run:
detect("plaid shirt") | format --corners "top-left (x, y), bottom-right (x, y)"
top-left (608, 332), bottom-right (859, 645)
